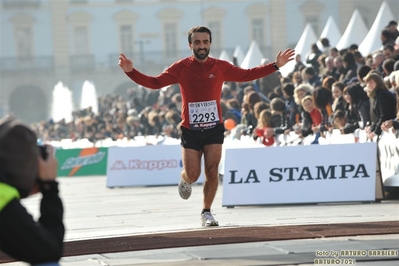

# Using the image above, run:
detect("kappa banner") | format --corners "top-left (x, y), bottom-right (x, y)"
top-left (106, 145), bottom-right (204, 187)
top-left (222, 142), bottom-right (377, 206)
top-left (56, 147), bottom-right (108, 177)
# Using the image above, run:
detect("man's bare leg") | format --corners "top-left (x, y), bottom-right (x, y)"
top-left (181, 147), bottom-right (202, 183)
top-left (202, 144), bottom-right (222, 209)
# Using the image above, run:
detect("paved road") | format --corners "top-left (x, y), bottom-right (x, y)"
top-left (3, 176), bottom-right (399, 265)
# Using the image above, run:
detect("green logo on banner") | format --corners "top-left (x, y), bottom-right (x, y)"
top-left (56, 147), bottom-right (108, 177)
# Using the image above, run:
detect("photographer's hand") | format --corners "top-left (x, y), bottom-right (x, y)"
top-left (38, 145), bottom-right (58, 181)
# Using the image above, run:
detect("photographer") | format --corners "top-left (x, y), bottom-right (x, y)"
top-left (0, 118), bottom-right (64, 265)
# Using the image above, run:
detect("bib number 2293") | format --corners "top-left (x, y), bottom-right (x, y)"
top-left (188, 100), bottom-right (219, 130)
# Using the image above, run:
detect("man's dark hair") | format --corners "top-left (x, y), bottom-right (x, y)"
top-left (357, 65), bottom-right (371, 80)
top-left (381, 29), bottom-right (394, 40)
top-left (349, 44), bottom-right (358, 51)
top-left (383, 44), bottom-right (395, 53)
top-left (320, 38), bottom-right (330, 47)
top-left (353, 51), bottom-right (363, 59)
top-left (329, 47), bottom-right (338, 54)
top-left (188, 26), bottom-right (212, 44)
top-left (343, 52), bottom-right (356, 66)
top-left (282, 83), bottom-right (295, 96)
top-left (339, 48), bottom-right (348, 56)
top-left (304, 66), bottom-right (315, 76)
top-left (382, 58), bottom-right (395, 73)
top-left (387, 20), bottom-right (398, 27)
top-left (311, 43), bottom-right (320, 52)
top-left (312, 87), bottom-right (332, 109)
top-left (270, 97), bottom-right (286, 112)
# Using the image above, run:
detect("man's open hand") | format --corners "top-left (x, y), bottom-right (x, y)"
top-left (275, 49), bottom-right (295, 68)
top-left (119, 53), bottom-right (134, 72)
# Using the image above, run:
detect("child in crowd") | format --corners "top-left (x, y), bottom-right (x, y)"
top-left (254, 109), bottom-right (275, 147)
top-left (332, 110), bottom-right (347, 132)
top-left (301, 95), bottom-right (322, 127)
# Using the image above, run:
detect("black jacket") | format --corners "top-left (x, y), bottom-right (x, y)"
top-left (271, 113), bottom-right (289, 135)
top-left (286, 96), bottom-right (300, 128)
top-left (0, 180), bottom-right (64, 264)
top-left (342, 63), bottom-right (358, 85)
top-left (357, 99), bottom-right (371, 129)
top-left (300, 111), bottom-right (313, 137)
top-left (343, 99), bottom-right (371, 134)
top-left (370, 89), bottom-right (396, 135)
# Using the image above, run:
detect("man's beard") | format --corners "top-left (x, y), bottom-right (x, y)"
top-left (193, 48), bottom-right (209, 60)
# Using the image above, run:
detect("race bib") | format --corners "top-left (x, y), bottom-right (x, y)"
top-left (188, 100), bottom-right (219, 130)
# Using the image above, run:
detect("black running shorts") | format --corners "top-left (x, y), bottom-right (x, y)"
top-left (180, 123), bottom-right (225, 151)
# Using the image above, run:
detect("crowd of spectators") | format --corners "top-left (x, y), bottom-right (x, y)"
top-left (31, 84), bottom-right (183, 143)
top-left (30, 20), bottom-right (399, 146)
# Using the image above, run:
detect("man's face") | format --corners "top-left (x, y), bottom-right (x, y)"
top-left (388, 24), bottom-right (397, 32)
top-left (372, 55), bottom-right (383, 69)
top-left (189, 32), bottom-right (211, 61)
top-left (383, 49), bottom-right (394, 59)
top-left (334, 57), bottom-right (343, 69)
top-left (325, 57), bottom-right (334, 69)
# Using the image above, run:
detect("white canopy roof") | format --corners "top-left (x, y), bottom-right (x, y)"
top-left (358, 1), bottom-right (395, 56)
top-left (280, 23), bottom-right (318, 77)
top-left (219, 49), bottom-right (231, 63)
top-left (318, 16), bottom-right (342, 49)
top-left (336, 9), bottom-right (369, 51)
top-left (240, 40), bottom-right (265, 69)
top-left (233, 45), bottom-right (245, 67)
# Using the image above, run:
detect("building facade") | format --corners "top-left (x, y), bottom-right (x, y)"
top-left (0, 0), bottom-right (397, 123)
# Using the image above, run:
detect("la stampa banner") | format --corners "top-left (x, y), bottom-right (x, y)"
top-left (222, 142), bottom-right (377, 206)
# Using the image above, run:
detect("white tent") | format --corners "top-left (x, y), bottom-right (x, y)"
top-left (219, 49), bottom-right (231, 63)
top-left (280, 23), bottom-right (318, 77)
top-left (240, 40), bottom-right (265, 69)
top-left (358, 1), bottom-right (395, 56)
top-left (233, 45), bottom-right (245, 67)
top-left (336, 9), bottom-right (369, 51)
top-left (317, 16), bottom-right (342, 50)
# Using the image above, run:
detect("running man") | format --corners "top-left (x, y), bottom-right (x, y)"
top-left (119, 26), bottom-right (295, 226)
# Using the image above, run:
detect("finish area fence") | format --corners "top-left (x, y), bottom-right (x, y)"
top-left (50, 129), bottom-right (398, 204)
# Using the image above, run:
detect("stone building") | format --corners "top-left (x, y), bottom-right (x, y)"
top-left (0, 0), bottom-right (397, 122)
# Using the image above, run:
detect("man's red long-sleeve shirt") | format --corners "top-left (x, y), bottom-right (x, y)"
top-left (125, 56), bottom-right (277, 130)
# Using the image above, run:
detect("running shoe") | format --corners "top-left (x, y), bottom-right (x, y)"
top-left (178, 179), bottom-right (192, 200)
top-left (201, 211), bottom-right (219, 227)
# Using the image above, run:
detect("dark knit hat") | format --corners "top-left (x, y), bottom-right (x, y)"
top-left (0, 117), bottom-right (39, 198)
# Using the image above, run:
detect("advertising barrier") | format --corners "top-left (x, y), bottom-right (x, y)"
top-left (378, 130), bottom-right (399, 187)
top-left (222, 142), bottom-right (377, 206)
top-left (106, 145), bottom-right (204, 187)
top-left (56, 147), bottom-right (108, 177)
top-left (53, 128), bottom-right (397, 204)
